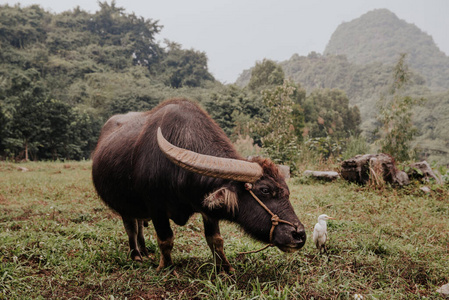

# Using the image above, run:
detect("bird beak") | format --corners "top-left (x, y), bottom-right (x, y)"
top-left (328, 217), bottom-right (335, 220)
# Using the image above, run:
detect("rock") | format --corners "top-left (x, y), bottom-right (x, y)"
top-left (304, 170), bottom-right (340, 181)
top-left (437, 283), bottom-right (449, 297)
top-left (394, 170), bottom-right (410, 186)
top-left (341, 153), bottom-right (409, 186)
top-left (408, 161), bottom-right (442, 184)
top-left (419, 186), bottom-right (431, 193)
top-left (17, 166), bottom-right (29, 172)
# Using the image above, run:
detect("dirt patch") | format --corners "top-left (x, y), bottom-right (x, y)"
top-left (35, 269), bottom-right (53, 277)
top-left (9, 223), bottom-right (22, 231)
top-left (128, 288), bottom-right (167, 300)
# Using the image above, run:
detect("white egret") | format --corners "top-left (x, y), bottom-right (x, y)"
top-left (313, 214), bottom-right (335, 254)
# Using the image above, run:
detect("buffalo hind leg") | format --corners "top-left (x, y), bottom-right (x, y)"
top-left (137, 220), bottom-right (150, 258)
top-left (202, 215), bottom-right (234, 273)
top-left (123, 217), bottom-right (148, 261)
top-left (152, 215), bottom-right (175, 272)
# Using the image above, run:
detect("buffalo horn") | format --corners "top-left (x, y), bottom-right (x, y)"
top-left (157, 127), bottom-right (263, 183)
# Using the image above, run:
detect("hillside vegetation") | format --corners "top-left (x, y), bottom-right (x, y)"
top-left (1, 4), bottom-right (448, 165)
top-left (0, 2), bottom-right (224, 160)
top-left (0, 2), bottom-right (361, 165)
top-left (236, 9), bottom-right (449, 165)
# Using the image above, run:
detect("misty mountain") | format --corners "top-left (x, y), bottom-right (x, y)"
top-left (237, 9), bottom-right (449, 92)
top-left (324, 9), bottom-right (449, 91)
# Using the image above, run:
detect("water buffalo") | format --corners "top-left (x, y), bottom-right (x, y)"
top-left (92, 98), bottom-right (306, 272)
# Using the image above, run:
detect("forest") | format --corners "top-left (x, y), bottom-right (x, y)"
top-left (1, 2), bottom-right (447, 166)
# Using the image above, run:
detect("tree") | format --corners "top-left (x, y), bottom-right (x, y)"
top-left (89, 1), bottom-right (163, 69)
top-left (290, 83), bottom-right (307, 142)
top-left (299, 88), bottom-right (362, 159)
top-left (0, 67), bottom-right (99, 160)
top-left (303, 89), bottom-right (361, 139)
top-left (160, 41), bottom-right (214, 88)
top-left (248, 59), bottom-right (284, 91)
top-left (36, 99), bottom-right (80, 160)
top-left (376, 53), bottom-right (424, 161)
top-left (1, 69), bottom-right (47, 160)
top-left (0, 4), bottom-right (49, 49)
top-left (69, 109), bottom-right (102, 160)
top-left (0, 101), bottom-right (10, 153)
top-left (255, 80), bottom-right (300, 168)
top-left (203, 85), bottom-right (265, 138)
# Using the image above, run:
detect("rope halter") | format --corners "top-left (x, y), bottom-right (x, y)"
top-left (238, 183), bottom-right (296, 255)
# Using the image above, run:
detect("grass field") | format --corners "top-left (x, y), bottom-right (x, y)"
top-left (0, 161), bottom-right (448, 299)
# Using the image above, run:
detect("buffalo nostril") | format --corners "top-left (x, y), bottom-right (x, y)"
top-left (292, 230), bottom-right (306, 243)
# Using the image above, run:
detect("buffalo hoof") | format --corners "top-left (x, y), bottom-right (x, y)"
top-left (140, 247), bottom-right (150, 258)
top-left (130, 249), bottom-right (149, 262)
top-left (221, 266), bottom-right (235, 274)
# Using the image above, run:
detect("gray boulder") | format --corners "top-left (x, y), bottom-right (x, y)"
top-left (437, 283), bottom-right (449, 297)
top-left (303, 170), bottom-right (340, 181)
top-left (408, 161), bottom-right (442, 184)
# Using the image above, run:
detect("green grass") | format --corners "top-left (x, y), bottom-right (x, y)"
top-left (1, 161), bottom-right (448, 299)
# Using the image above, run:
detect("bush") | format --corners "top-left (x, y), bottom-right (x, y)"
top-left (342, 135), bottom-right (370, 160)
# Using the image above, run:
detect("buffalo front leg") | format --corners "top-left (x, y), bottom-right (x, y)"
top-left (122, 217), bottom-right (148, 261)
top-left (152, 215), bottom-right (174, 272)
top-left (202, 215), bottom-right (234, 273)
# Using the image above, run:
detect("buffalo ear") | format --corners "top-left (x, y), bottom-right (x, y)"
top-left (203, 187), bottom-right (238, 215)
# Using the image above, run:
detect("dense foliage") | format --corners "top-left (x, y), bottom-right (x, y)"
top-left (375, 54), bottom-right (424, 161)
top-left (248, 59), bottom-right (285, 91)
top-left (0, 2), bottom-right (362, 165)
top-left (244, 59), bottom-right (361, 164)
top-left (413, 90), bottom-right (449, 165)
top-left (0, 2), bottom-right (217, 160)
top-left (253, 81), bottom-right (299, 168)
top-left (238, 53), bottom-right (428, 136)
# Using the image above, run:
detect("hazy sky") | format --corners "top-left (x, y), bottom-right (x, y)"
top-left (2, 0), bottom-right (448, 83)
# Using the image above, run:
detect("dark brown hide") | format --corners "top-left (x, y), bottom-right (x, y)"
top-left (92, 98), bottom-right (306, 272)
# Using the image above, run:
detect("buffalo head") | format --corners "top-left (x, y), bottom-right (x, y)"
top-left (157, 127), bottom-right (306, 252)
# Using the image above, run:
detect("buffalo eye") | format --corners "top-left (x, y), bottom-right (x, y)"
top-left (260, 187), bottom-right (270, 195)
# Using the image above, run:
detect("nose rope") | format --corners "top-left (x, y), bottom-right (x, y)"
top-left (238, 183), bottom-right (296, 255)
